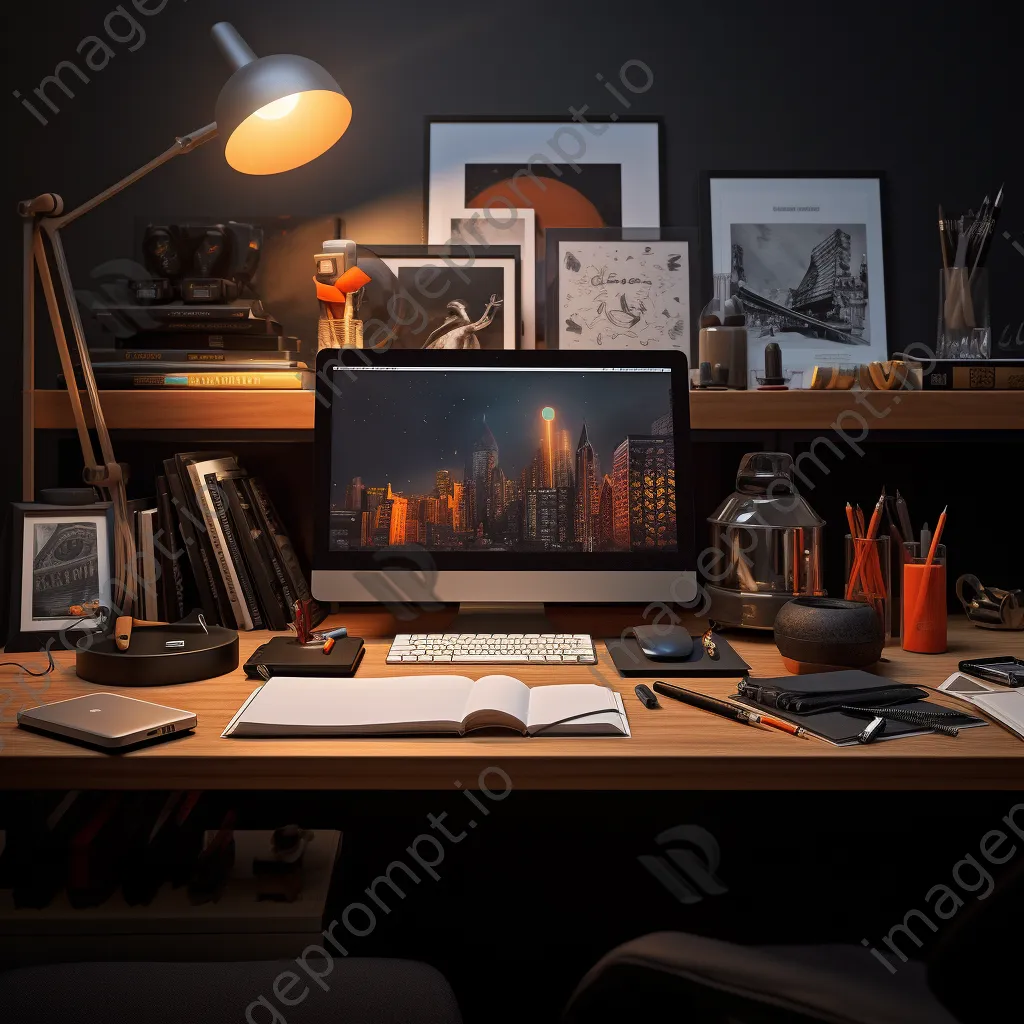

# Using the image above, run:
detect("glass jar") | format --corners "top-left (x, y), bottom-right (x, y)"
top-left (705, 452), bottom-right (825, 629)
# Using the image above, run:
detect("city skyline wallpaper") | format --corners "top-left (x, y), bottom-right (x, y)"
top-left (328, 369), bottom-right (676, 553)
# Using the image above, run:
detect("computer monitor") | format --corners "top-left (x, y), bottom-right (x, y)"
top-left (312, 348), bottom-right (695, 616)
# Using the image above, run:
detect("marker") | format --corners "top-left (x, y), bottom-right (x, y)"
top-left (322, 637), bottom-right (335, 655)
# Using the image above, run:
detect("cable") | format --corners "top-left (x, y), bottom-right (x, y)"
top-left (0, 646), bottom-right (56, 676)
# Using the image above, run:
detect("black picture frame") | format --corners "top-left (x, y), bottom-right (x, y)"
top-left (5, 502), bottom-right (115, 654)
top-left (698, 170), bottom-right (893, 368)
top-left (359, 244), bottom-right (522, 350)
top-left (544, 227), bottom-right (700, 357)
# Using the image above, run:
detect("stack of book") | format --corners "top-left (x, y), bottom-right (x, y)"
top-left (67, 302), bottom-right (310, 390)
top-left (128, 451), bottom-right (323, 631)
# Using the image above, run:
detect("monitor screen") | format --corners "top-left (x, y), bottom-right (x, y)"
top-left (325, 363), bottom-right (678, 557)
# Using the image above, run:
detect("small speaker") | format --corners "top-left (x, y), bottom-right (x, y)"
top-left (774, 597), bottom-right (884, 673)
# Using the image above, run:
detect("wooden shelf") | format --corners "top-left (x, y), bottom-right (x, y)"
top-left (30, 388), bottom-right (1023, 433)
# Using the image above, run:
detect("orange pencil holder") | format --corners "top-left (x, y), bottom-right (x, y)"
top-left (902, 542), bottom-right (947, 653)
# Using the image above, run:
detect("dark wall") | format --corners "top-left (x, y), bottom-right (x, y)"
top-left (5, 0), bottom-right (1022, 584)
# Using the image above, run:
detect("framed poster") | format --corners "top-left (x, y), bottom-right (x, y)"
top-left (545, 227), bottom-right (698, 352)
top-left (702, 173), bottom-right (889, 386)
top-left (5, 502), bottom-right (113, 652)
top-left (450, 208), bottom-right (536, 349)
top-left (366, 245), bottom-right (520, 350)
top-left (426, 117), bottom-right (662, 340)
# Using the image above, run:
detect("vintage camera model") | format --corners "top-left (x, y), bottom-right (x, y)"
top-left (135, 221), bottom-right (264, 303)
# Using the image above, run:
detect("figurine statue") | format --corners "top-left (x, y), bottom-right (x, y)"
top-left (424, 295), bottom-right (503, 349)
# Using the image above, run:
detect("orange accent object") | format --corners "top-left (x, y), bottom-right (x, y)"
top-left (903, 560), bottom-right (947, 653)
top-left (756, 714), bottom-right (804, 736)
top-left (322, 637), bottom-right (336, 655)
top-left (846, 493), bottom-right (884, 600)
top-left (313, 265), bottom-right (372, 304)
top-left (925, 507), bottom-right (947, 567)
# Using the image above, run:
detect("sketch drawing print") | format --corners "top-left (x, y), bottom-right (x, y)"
top-left (425, 296), bottom-right (504, 349)
top-left (730, 223), bottom-right (870, 346)
top-left (559, 242), bottom-right (689, 350)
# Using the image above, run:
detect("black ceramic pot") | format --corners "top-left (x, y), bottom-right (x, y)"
top-left (774, 596), bottom-right (884, 673)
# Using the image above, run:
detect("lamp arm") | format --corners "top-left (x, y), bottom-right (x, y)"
top-left (19, 121), bottom-right (218, 612)
top-left (46, 122), bottom-right (219, 230)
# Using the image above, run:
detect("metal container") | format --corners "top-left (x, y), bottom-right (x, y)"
top-left (705, 452), bottom-right (825, 630)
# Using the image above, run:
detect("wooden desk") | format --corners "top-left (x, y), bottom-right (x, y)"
top-left (1, 618), bottom-right (1020, 791)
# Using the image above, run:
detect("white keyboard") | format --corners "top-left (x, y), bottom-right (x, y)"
top-left (386, 633), bottom-right (597, 665)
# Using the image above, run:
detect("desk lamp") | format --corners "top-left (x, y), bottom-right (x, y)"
top-left (18, 22), bottom-right (352, 612)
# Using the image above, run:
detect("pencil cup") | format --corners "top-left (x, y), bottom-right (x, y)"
top-left (845, 534), bottom-right (891, 639)
top-left (938, 268), bottom-right (989, 360)
top-left (902, 542), bottom-right (947, 654)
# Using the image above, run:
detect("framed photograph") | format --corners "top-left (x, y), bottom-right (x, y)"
top-left (367, 245), bottom-right (520, 350)
top-left (426, 117), bottom-right (662, 340)
top-left (545, 227), bottom-right (699, 352)
top-left (450, 208), bottom-right (536, 349)
top-left (5, 502), bottom-right (114, 652)
top-left (702, 172), bottom-right (889, 386)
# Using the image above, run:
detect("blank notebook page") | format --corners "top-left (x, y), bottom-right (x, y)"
top-left (526, 684), bottom-right (621, 734)
top-left (233, 676), bottom-right (474, 731)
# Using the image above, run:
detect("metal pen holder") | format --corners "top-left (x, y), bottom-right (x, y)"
top-left (938, 268), bottom-right (989, 359)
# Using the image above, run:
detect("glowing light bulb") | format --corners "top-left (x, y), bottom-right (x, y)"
top-left (541, 407), bottom-right (555, 421)
top-left (253, 93), bottom-right (300, 120)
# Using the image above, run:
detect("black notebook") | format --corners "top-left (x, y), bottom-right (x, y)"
top-left (243, 636), bottom-right (365, 679)
top-left (734, 670), bottom-right (986, 746)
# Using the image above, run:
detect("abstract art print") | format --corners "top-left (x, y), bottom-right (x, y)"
top-left (546, 228), bottom-right (698, 351)
top-left (704, 174), bottom-right (888, 384)
top-left (369, 246), bottom-right (520, 350)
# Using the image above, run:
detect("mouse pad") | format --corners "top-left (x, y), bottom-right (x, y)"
top-left (604, 632), bottom-right (750, 678)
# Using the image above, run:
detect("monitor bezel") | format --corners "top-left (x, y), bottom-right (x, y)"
top-left (313, 347), bottom-right (693, 573)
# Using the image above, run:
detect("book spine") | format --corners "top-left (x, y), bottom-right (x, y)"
top-left (248, 476), bottom-right (323, 625)
top-left (239, 477), bottom-right (297, 613)
top-left (201, 472), bottom-right (258, 630)
top-left (162, 458), bottom-right (222, 624)
top-left (92, 350), bottom-right (300, 363)
top-left (154, 475), bottom-right (187, 621)
top-left (139, 510), bottom-right (158, 622)
top-left (113, 333), bottom-right (286, 350)
top-left (223, 477), bottom-right (287, 631)
top-left (131, 372), bottom-right (304, 389)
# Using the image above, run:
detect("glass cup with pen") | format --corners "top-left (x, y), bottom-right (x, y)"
top-left (844, 534), bottom-right (891, 639)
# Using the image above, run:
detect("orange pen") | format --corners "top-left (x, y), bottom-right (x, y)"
top-left (322, 637), bottom-right (336, 655)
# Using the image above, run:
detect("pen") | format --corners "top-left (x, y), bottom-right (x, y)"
top-left (652, 682), bottom-right (805, 737)
top-left (895, 490), bottom-right (913, 544)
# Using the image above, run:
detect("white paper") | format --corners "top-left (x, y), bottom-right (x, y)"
top-left (938, 672), bottom-right (1024, 740)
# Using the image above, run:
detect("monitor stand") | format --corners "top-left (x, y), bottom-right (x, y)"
top-left (446, 602), bottom-right (556, 634)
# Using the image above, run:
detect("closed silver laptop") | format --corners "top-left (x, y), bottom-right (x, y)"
top-left (17, 692), bottom-right (196, 749)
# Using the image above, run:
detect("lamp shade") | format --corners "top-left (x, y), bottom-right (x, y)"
top-left (212, 23), bottom-right (351, 175)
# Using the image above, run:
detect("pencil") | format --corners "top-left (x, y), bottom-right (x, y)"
top-left (939, 205), bottom-right (950, 271)
top-left (846, 491), bottom-right (884, 601)
top-left (925, 506), bottom-right (947, 566)
top-left (910, 506), bottom-right (948, 633)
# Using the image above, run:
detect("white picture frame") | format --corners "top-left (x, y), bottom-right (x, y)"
top-left (19, 508), bottom-right (112, 633)
top-left (449, 208), bottom-right (536, 349)
top-left (371, 247), bottom-right (520, 350)
top-left (546, 228), bottom-right (698, 351)
top-left (706, 174), bottom-right (889, 386)
top-left (426, 120), bottom-right (662, 243)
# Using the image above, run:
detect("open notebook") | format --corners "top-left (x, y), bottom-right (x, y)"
top-left (222, 675), bottom-right (630, 738)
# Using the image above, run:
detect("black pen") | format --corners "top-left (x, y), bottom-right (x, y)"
top-left (652, 682), bottom-right (805, 737)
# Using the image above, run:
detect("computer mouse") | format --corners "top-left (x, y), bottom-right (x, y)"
top-left (631, 625), bottom-right (694, 661)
